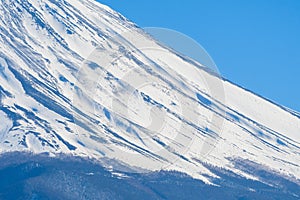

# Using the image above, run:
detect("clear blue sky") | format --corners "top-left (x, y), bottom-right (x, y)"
top-left (98, 0), bottom-right (300, 112)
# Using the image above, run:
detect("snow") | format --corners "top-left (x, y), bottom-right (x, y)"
top-left (0, 0), bottom-right (299, 185)
top-left (0, 111), bottom-right (13, 144)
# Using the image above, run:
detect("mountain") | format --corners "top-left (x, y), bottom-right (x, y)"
top-left (0, 0), bottom-right (299, 196)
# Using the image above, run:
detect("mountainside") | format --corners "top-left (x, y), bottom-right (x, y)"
top-left (0, 0), bottom-right (300, 189)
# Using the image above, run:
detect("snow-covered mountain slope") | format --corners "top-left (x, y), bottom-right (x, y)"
top-left (0, 0), bottom-right (299, 185)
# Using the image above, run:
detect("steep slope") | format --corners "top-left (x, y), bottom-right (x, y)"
top-left (0, 0), bottom-right (299, 185)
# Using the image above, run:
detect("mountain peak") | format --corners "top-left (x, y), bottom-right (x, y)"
top-left (0, 0), bottom-right (299, 186)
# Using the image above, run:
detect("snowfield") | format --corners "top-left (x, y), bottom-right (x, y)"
top-left (0, 0), bottom-right (299, 187)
